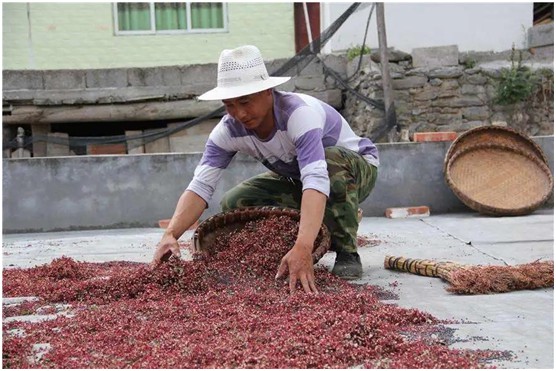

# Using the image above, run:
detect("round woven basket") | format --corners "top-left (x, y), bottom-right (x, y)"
top-left (444, 126), bottom-right (549, 173)
top-left (192, 206), bottom-right (331, 263)
top-left (445, 143), bottom-right (553, 216)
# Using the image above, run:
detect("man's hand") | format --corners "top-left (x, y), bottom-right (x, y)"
top-left (275, 243), bottom-right (318, 294)
top-left (151, 232), bottom-right (181, 268)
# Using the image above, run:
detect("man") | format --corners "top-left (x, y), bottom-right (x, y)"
top-left (151, 45), bottom-right (379, 294)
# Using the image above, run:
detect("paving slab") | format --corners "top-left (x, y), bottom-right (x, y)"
top-left (2, 211), bottom-right (553, 368)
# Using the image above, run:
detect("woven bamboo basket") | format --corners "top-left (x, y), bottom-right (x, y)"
top-left (445, 142), bottom-right (553, 216)
top-left (192, 206), bottom-right (331, 263)
top-left (444, 125), bottom-right (549, 174)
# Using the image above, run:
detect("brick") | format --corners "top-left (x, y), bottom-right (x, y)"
top-left (86, 143), bottom-right (127, 155)
top-left (412, 132), bottom-right (458, 142)
top-left (158, 219), bottom-right (199, 230)
top-left (385, 206), bottom-right (430, 219)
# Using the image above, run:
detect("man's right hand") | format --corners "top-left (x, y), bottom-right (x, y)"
top-left (151, 232), bottom-right (181, 268)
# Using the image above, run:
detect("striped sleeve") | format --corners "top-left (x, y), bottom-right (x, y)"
top-left (186, 123), bottom-right (236, 203)
top-left (287, 106), bottom-right (330, 197)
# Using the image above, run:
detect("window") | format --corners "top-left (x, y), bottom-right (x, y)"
top-left (114, 2), bottom-right (227, 34)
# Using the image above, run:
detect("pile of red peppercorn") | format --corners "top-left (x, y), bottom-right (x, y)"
top-left (3, 216), bottom-right (510, 368)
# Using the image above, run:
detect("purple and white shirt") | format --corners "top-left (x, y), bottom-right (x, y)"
top-left (187, 90), bottom-right (379, 203)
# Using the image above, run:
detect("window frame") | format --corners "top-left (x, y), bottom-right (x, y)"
top-left (113, 2), bottom-right (229, 36)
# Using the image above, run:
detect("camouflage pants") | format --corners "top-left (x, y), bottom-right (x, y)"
top-left (220, 146), bottom-right (378, 254)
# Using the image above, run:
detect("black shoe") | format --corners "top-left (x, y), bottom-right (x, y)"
top-left (331, 251), bottom-right (363, 280)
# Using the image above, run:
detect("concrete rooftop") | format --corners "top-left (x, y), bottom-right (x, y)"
top-left (2, 209), bottom-right (554, 368)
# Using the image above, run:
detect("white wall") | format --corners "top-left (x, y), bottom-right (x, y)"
top-left (322, 3), bottom-right (533, 53)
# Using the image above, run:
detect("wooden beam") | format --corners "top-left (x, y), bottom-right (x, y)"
top-left (3, 100), bottom-right (223, 125)
top-left (376, 3), bottom-right (397, 141)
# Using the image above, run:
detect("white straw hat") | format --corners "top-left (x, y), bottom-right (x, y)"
top-left (198, 45), bottom-right (291, 101)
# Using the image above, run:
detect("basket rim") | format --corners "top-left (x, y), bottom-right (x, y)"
top-left (192, 206), bottom-right (331, 263)
top-left (443, 125), bottom-right (549, 173)
top-left (445, 142), bottom-right (554, 216)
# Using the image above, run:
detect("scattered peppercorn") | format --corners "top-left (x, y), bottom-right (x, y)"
top-left (3, 216), bottom-right (510, 368)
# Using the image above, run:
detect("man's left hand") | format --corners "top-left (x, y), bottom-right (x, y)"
top-left (275, 244), bottom-right (318, 294)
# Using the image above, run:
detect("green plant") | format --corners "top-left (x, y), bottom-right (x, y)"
top-left (495, 45), bottom-right (538, 105)
top-left (463, 58), bottom-right (477, 69)
top-left (346, 44), bottom-right (371, 61)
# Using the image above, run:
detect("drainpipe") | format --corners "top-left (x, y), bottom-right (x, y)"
top-left (26, 2), bottom-right (36, 69)
top-left (303, 3), bottom-right (313, 53)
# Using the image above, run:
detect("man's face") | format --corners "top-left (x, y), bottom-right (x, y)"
top-left (222, 90), bottom-right (273, 130)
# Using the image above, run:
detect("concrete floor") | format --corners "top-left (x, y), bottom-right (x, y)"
top-left (2, 209), bottom-right (554, 368)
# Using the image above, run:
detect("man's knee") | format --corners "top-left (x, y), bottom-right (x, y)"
top-left (220, 187), bottom-right (244, 211)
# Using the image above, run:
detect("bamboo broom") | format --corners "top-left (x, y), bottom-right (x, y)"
top-left (384, 256), bottom-right (554, 295)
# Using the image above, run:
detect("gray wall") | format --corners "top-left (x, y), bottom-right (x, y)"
top-left (3, 136), bottom-right (553, 233)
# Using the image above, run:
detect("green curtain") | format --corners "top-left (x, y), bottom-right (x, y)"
top-left (117, 3), bottom-right (151, 31)
top-left (155, 2), bottom-right (187, 30)
top-left (191, 3), bottom-right (224, 29)
top-left (118, 2), bottom-right (224, 32)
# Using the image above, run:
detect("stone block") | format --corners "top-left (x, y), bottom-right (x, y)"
top-left (322, 54), bottom-right (347, 78)
top-left (428, 66), bottom-right (464, 79)
top-left (465, 73), bottom-right (488, 85)
top-left (531, 45), bottom-right (554, 60)
top-left (11, 148), bottom-right (31, 158)
top-left (144, 129), bottom-right (170, 154)
top-left (347, 56), bottom-right (379, 78)
top-left (267, 58), bottom-right (294, 76)
top-left (392, 76), bottom-right (428, 90)
top-left (461, 84), bottom-right (486, 95)
top-left (528, 23), bottom-right (553, 48)
top-left (305, 89), bottom-right (342, 109)
top-left (441, 79), bottom-right (460, 90)
top-left (128, 68), bottom-right (163, 87)
top-left (429, 78), bottom-right (443, 86)
top-left (413, 88), bottom-right (438, 101)
top-left (181, 64), bottom-right (217, 95)
top-left (294, 76), bottom-right (325, 91)
top-left (462, 106), bottom-right (490, 121)
top-left (412, 45), bottom-right (459, 68)
top-left (126, 130), bottom-right (144, 155)
top-left (437, 88), bottom-right (459, 99)
top-left (297, 59), bottom-right (323, 76)
top-left (86, 69), bottom-right (127, 88)
top-left (160, 66), bottom-right (184, 87)
top-left (182, 64), bottom-right (217, 83)
top-left (370, 48), bottom-right (411, 63)
top-left (434, 113), bottom-right (463, 125)
top-left (44, 70), bottom-right (86, 90)
top-left (46, 133), bottom-right (70, 157)
top-left (3, 70), bottom-right (44, 90)
top-left (431, 96), bottom-right (484, 108)
top-left (281, 78), bottom-right (296, 92)
top-left (31, 124), bottom-right (50, 157)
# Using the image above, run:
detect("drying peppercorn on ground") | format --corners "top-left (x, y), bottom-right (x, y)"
top-left (2, 210), bottom-right (553, 368)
